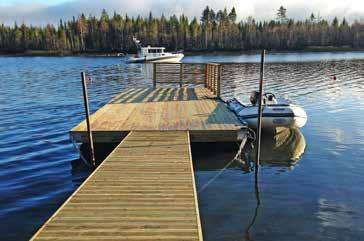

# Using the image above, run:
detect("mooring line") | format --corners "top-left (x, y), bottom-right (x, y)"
top-left (198, 129), bottom-right (254, 193)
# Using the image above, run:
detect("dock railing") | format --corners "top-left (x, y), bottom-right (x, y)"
top-left (205, 63), bottom-right (221, 97)
top-left (153, 62), bottom-right (221, 97)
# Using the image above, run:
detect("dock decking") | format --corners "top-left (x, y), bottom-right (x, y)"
top-left (32, 78), bottom-right (247, 240)
top-left (70, 87), bottom-right (244, 143)
top-left (32, 131), bottom-right (203, 241)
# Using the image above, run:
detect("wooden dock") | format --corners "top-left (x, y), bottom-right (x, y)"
top-left (32, 131), bottom-right (203, 241)
top-left (32, 63), bottom-right (247, 240)
top-left (70, 87), bottom-right (243, 143)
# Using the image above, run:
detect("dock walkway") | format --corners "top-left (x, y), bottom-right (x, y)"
top-left (32, 131), bottom-right (203, 241)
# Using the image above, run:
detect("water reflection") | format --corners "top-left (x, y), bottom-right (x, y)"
top-left (194, 128), bottom-right (306, 172)
top-left (195, 128), bottom-right (307, 241)
top-left (1, 56), bottom-right (364, 241)
top-left (245, 128), bottom-right (306, 240)
top-left (247, 128), bottom-right (306, 167)
top-left (244, 168), bottom-right (261, 241)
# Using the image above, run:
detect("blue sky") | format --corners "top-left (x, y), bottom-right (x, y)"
top-left (0, 0), bottom-right (363, 25)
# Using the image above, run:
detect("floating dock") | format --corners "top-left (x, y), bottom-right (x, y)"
top-left (32, 63), bottom-right (246, 240)
top-left (70, 87), bottom-right (243, 143)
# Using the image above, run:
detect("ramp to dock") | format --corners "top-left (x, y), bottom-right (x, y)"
top-left (32, 131), bottom-right (203, 241)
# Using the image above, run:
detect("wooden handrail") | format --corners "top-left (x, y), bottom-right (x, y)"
top-left (152, 62), bottom-right (221, 98)
top-left (204, 63), bottom-right (221, 98)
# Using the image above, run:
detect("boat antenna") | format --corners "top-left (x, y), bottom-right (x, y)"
top-left (132, 37), bottom-right (143, 49)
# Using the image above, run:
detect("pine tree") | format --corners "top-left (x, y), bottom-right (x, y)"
top-left (277, 6), bottom-right (287, 23)
top-left (0, 7), bottom-right (363, 53)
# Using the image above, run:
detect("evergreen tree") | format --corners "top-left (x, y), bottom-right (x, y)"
top-left (0, 7), bottom-right (363, 53)
top-left (277, 6), bottom-right (287, 23)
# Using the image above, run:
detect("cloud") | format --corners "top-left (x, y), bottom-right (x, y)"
top-left (0, 0), bottom-right (363, 26)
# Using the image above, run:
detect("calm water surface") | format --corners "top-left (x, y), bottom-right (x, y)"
top-left (0, 52), bottom-right (364, 240)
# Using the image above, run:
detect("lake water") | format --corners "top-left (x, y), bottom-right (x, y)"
top-left (0, 52), bottom-right (364, 240)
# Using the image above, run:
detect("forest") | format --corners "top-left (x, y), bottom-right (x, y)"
top-left (0, 6), bottom-right (364, 54)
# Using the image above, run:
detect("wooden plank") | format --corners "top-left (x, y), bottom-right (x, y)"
top-left (32, 131), bottom-right (203, 241)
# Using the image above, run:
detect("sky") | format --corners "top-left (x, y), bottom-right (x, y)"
top-left (0, 0), bottom-right (363, 25)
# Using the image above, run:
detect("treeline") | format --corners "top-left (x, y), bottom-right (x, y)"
top-left (1, 6), bottom-right (364, 53)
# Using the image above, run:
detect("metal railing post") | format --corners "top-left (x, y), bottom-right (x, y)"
top-left (255, 50), bottom-right (265, 170)
top-left (81, 72), bottom-right (96, 167)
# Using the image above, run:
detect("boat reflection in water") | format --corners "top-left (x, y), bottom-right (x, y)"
top-left (193, 128), bottom-right (306, 240)
top-left (193, 127), bottom-right (306, 171)
top-left (247, 127), bottom-right (306, 168)
top-left (244, 127), bottom-right (306, 240)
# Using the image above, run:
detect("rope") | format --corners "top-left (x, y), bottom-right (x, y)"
top-left (198, 157), bottom-right (236, 193)
top-left (198, 127), bottom-right (255, 193)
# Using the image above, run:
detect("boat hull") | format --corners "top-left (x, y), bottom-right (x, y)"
top-left (227, 99), bottom-right (307, 129)
top-left (241, 113), bottom-right (307, 129)
top-left (128, 53), bottom-right (184, 63)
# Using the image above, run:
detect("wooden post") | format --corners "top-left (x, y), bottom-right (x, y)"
top-left (206, 64), bottom-right (209, 90)
top-left (153, 62), bottom-right (157, 88)
top-left (81, 72), bottom-right (96, 167)
top-left (255, 50), bottom-right (265, 171)
top-left (205, 64), bottom-right (209, 90)
top-left (179, 63), bottom-right (183, 87)
top-left (217, 64), bottom-right (221, 98)
top-left (213, 65), bottom-right (217, 95)
top-left (207, 64), bottom-right (211, 91)
top-left (204, 64), bottom-right (208, 88)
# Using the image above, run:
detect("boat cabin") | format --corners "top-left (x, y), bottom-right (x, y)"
top-left (138, 46), bottom-right (166, 58)
top-left (129, 37), bottom-right (183, 62)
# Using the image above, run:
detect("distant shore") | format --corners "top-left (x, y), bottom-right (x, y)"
top-left (1, 47), bottom-right (364, 57)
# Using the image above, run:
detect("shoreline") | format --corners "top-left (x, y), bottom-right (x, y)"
top-left (1, 47), bottom-right (364, 57)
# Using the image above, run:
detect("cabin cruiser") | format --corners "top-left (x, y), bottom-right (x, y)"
top-left (128, 38), bottom-right (184, 63)
top-left (227, 91), bottom-right (307, 129)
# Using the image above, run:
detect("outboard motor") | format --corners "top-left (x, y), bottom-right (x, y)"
top-left (250, 91), bottom-right (260, 105)
top-left (265, 93), bottom-right (278, 105)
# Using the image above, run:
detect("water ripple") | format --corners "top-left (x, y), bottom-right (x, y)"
top-left (1, 56), bottom-right (364, 241)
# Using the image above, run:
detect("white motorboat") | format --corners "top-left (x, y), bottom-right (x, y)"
top-left (227, 92), bottom-right (307, 129)
top-left (128, 38), bottom-right (184, 63)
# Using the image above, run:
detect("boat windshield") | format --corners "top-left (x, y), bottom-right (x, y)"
top-left (148, 49), bottom-right (163, 53)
